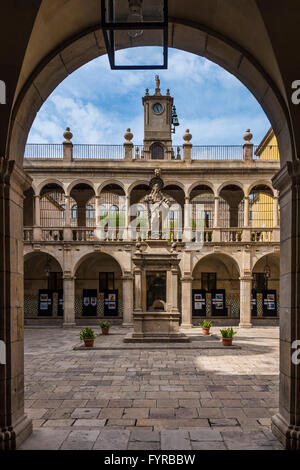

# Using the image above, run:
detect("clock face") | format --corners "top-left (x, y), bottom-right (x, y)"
top-left (153, 103), bottom-right (163, 114)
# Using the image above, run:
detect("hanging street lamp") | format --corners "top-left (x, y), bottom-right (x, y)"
top-left (101, 0), bottom-right (168, 70)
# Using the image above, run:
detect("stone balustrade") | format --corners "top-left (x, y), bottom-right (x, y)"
top-left (24, 226), bottom-right (280, 244)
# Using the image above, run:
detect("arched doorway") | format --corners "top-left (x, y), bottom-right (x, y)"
top-left (1, 3), bottom-right (299, 450)
top-left (192, 253), bottom-right (240, 323)
top-left (251, 252), bottom-right (280, 323)
top-left (24, 252), bottom-right (63, 325)
top-left (74, 252), bottom-right (123, 323)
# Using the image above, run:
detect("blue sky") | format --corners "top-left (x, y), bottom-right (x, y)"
top-left (28, 47), bottom-right (270, 146)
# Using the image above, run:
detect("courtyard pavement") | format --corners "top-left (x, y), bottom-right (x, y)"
top-left (20, 326), bottom-right (284, 450)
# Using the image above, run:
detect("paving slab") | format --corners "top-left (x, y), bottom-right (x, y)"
top-left (21, 326), bottom-right (284, 450)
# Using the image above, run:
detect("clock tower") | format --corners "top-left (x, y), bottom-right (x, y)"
top-left (142, 76), bottom-right (175, 160)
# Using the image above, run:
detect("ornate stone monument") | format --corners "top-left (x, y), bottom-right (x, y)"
top-left (124, 170), bottom-right (190, 343)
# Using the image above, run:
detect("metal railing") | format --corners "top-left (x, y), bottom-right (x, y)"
top-left (24, 143), bottom-right (280, 161)
top-left (191, 146), bottom-right (243, 160)
top-left (133, 146), bottom-right (183, 160)
top-left (24, 144), bottom-right (63, 159)
top-left (72, 144), bottom-right (125, 159)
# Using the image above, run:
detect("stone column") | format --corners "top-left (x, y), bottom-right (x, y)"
top-left (126, 195), bottom-right (131, 240)
top-left (213, 196), bottom-right (219, 228)
top-left (77, 202), bottom-right (86, 227)
top-left (94, 196), bottom-right (100, 227)
top-left (239, 275), bottom-right (253, 328)
top-left (183, 197), bottom-right (192, 242)
top-left (65, 195), bottom-right (70, 226)
top-left (63, 275), bottom-right (76, 327)
top-left (34, 195), bottom-right (40, 226)
top-left (134, 268), bottom-right (142, 312)
top-left (171, 267), bottom-right (179, 312)
top-left (63, 195), bottom-right (72, 241)
top-left (181, 276), bottom-right (193, 328)
top-left (271, 161), bottom-right (300, 449)
top-left (229, 203), bottom-right (239, 227)
top-left (274, 193), bottom-right (279, 227)
top-left (244, 196), bottom-right (249, 227)
top-left (33, 195), bottom-right (41, 240)
top-left (0, 161), bottom-right (33, 450)
top-left (122, 275), bottom-right (134, 326)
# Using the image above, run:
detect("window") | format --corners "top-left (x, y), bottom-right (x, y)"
top-left (201, 272), bottom-right (216, 291)
top-left (86, 204), bottom-right (94, 219)
top-left (99, 272), bottom-right (115, 292)
top-left (72, 204), bottom-right (77, 219)
top-left (61, 204), bottom-right (66, 220)
top-left (151, 143), bottom-right (164, 160)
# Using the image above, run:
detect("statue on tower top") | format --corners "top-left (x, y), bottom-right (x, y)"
top-left (155, 75), bottom-right (161, 95)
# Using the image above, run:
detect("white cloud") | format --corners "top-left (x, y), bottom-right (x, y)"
top-left (27, 48), bottom-right (270, 146)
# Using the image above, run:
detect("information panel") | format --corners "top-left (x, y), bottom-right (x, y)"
top-left (38, 289), bottom-right (53, 316)
top-left (57, 289), bottom-right (64, 317)
top-left (211, 289), bottom-right (227, 316)
top-left (251, 289), bottom-right (257, 317)
top-left (104, 290), bottom-right (118, 316)
top-left (192, 290), bottom-right (206, 317)
top-left (262, 290), bottom-right (277, 317)
top-left (82, 289), bottom-right (98, 316)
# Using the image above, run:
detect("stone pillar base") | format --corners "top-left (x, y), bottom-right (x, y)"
top-left (1, 414), bottom-right (32, 450)
top-left (63, 322), bottom-right (76, 328)
top-left (124, 311), bottom-right (190, 343)
top-left (180, 323), bottom-right (194, 329)
top-left (239, 322), bottom-right (252, 328)
top-left (272, 412), bottom-right (300, 450)
top-left (122, 322), bottom-right (133, 328)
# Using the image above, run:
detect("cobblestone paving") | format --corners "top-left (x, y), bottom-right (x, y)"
top-left (20, 326), bottom-right (284, 450)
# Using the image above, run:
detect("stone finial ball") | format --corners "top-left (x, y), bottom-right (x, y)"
top-left (183, 129), bottom-right (192, 142)
top-left (243, 129), bottom-right (253, 142)
top-left (63, 127), bottom-right (73, 142)
top-left (124, 128), bottom-right (133, 142)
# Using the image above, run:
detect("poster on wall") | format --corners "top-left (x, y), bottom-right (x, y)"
top-left (38, 290), bottom-right (53, 316)
top-left (192, 290), bottom-right (206, 317)
top-left (90, 297), bottom-right (97, 307)
top-left (104, 290), bottom-right (118, 316)
top-left (211, 289), bottom-right (227, 316)
top-left (57, 290), bottom-right (63, 317)
top-left (251, 289), bottom-right (257, 317)
top-left (82, 289), bottom-right (97, 316)
top-left (262, 290), bottom-right (277, 317)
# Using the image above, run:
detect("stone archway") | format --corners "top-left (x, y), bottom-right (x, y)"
top-left (1, 1), bottom-right (300, 450)
top-left (24, 251), bottom-right (63, 325)
top-left (74, 251), bottom-right (124, 323)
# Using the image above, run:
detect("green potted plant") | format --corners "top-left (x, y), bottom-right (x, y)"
top-left (80, 327), bottom-right (96, 347)
top-left (199, 320), bottom-right (212, 335)
top-left (220, 327), bottom-right (237, 346)
top-left (99, 321), bottom-right (111, 335)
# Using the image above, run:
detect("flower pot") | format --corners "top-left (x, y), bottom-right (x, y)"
top-left (101, 328), bottom-right (110, 335)
top-left (202, 328), bottom-right (210, 335)
top-left (83, 338), bottom-right (94, 347)
top-left (222, 337), bottom-right (233, 346)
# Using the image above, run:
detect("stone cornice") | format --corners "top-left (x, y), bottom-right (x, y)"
top-left (272, 161), bottom-right (300, 197)
top-left (1, 160), bottom-right (32, 195)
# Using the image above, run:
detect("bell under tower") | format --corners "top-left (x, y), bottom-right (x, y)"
top-left (142, 76), bottom-right (175, 160)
